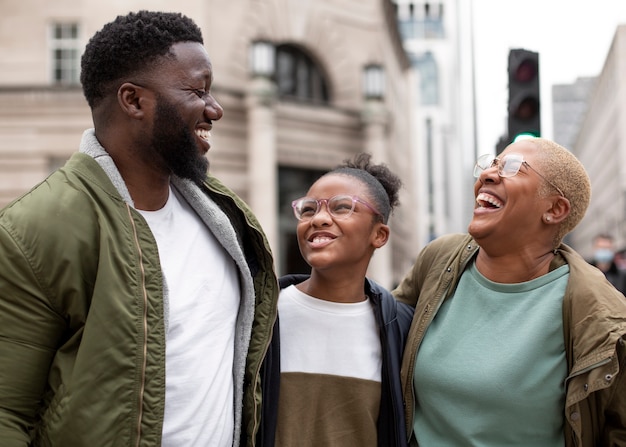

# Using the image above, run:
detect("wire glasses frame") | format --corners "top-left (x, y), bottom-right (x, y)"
top-left (291, 195), bottom-right (382, 221)
top-left (473, 153), bottom-right (565, 198)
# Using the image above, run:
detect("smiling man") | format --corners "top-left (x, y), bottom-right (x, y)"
top-left (0, 11), bottom-right (279, 447)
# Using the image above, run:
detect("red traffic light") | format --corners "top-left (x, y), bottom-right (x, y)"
top-left (513, 58), bottom-right (538, 83)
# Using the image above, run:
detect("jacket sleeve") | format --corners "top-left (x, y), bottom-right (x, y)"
top-left (0, 223), bottom-right (65, 446)
top-left (392, 237), bottom-right (443, 307)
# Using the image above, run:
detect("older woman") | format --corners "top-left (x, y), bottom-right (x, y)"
top-left (394, 138), bottom-right (626, 447)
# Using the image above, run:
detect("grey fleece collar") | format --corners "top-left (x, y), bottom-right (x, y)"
top-left (79, 129), bottom-right (135, 207)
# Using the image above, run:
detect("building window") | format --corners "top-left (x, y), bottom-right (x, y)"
top-left (276, 45), bottom-right (330, 103)
top-left (396, 1), bottom-right (445, 40)
top-left (49, 23), bottom-right (81, 85)
top-left (412, 51), bottom-right (439, 105)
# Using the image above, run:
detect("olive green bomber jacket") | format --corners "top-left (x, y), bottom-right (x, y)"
top-left (0, 130), bottom-right (279, 446)
top-left (394, 233), bottom-right (626, 447)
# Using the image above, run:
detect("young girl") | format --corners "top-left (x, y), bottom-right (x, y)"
top-left (258, 153), bottom-right (413, 447)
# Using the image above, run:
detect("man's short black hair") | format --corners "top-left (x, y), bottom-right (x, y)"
top-left (80, 10), bottom-right (203, 108)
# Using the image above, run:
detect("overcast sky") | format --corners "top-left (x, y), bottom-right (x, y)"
top-left (471, 0), bottom-right (626, 152)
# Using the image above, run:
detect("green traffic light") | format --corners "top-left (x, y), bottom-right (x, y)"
top-left (512, 132), bottom-right (540, 143)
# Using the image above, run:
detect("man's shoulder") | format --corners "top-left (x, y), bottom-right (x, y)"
top-left (1, 155), bottom-right (124, 238)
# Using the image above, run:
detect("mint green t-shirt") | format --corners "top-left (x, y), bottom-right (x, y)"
top-left (412, 262), bottom-right (569, 447)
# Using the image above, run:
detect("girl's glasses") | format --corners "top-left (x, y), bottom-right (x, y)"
top-left (291, 195), bottom-right (382, 221)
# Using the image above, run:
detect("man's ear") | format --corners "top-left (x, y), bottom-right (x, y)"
top-left (117, 82), bottom-right (150, 119)
top-left (372, 223), bottom-right (390, 249)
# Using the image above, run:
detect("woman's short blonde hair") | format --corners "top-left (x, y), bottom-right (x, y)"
top-left (530, 138), bottom-right (591, 246)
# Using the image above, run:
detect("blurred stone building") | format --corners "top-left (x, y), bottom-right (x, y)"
top-left (561, 25), bottom-right (626, 258)
top-left (552, 77), bottom-right (596, 152)
top-left (393, 0), bottom-right (476, 246)
top-left (0, 0), bottom-right (420, 286)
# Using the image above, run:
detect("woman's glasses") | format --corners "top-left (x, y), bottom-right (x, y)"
top-left (474, 153), bottom-right (565, 198)
top-left (291, 195), bottom-right (382, 221)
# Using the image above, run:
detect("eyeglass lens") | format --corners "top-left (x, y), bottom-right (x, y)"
top-left (294, 196), bottom-right (356, 220)
top-left (474, 154), bottom-right (524, 178)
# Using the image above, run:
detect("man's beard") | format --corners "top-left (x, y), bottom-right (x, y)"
top-left (151, 97), bottom-right (209, 186)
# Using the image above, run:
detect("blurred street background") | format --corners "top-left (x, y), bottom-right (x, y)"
top-left (1, 0), bottom-right (625, 286)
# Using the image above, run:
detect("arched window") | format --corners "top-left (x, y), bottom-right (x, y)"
top-left (275, 44), bottom-right (330, 103)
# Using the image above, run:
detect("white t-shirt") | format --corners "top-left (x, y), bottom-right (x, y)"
top-left (278, 284), bottom-right (381, 379)
top-left (276, 285), bottom-right (383, 446)
top-left (138, 187), bottom-right (240, 447)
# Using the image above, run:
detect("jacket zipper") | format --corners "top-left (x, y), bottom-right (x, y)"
top-left (127, 204), bottom-right (149, 447)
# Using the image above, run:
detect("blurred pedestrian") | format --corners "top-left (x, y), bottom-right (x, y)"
top-left (394, 138), bottom-right (626, 447)
top-left (589, 233), bottom-right (626, 294)
top-left (259, 153), bottom-right (413, 447)
top-left (0, 11), bottom-right (278, 446)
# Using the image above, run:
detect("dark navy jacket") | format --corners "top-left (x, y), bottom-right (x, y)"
top-left (256, 274), bottom-right (414, 447)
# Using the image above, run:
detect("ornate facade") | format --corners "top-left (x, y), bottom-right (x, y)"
top-left (0, 0), bottom-right (420, 286)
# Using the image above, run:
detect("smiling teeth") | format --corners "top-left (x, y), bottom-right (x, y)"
top-left (476, 193), bottom-right (503, 208)
top-left (312, 236), bottom-right (332, 243)
top-left (195, 128), bottom-right (210, 140)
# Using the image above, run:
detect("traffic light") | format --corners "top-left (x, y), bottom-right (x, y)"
top-left (507, 49), bottom-right (540, 143)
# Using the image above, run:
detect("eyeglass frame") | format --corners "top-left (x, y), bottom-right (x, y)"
top-left (473, 153), bottom-right (565, 198)
top-left (291, 195), bottom-right (382, 221)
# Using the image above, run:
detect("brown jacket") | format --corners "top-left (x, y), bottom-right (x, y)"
top-left (394, 233), bottom-right (626, 446)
